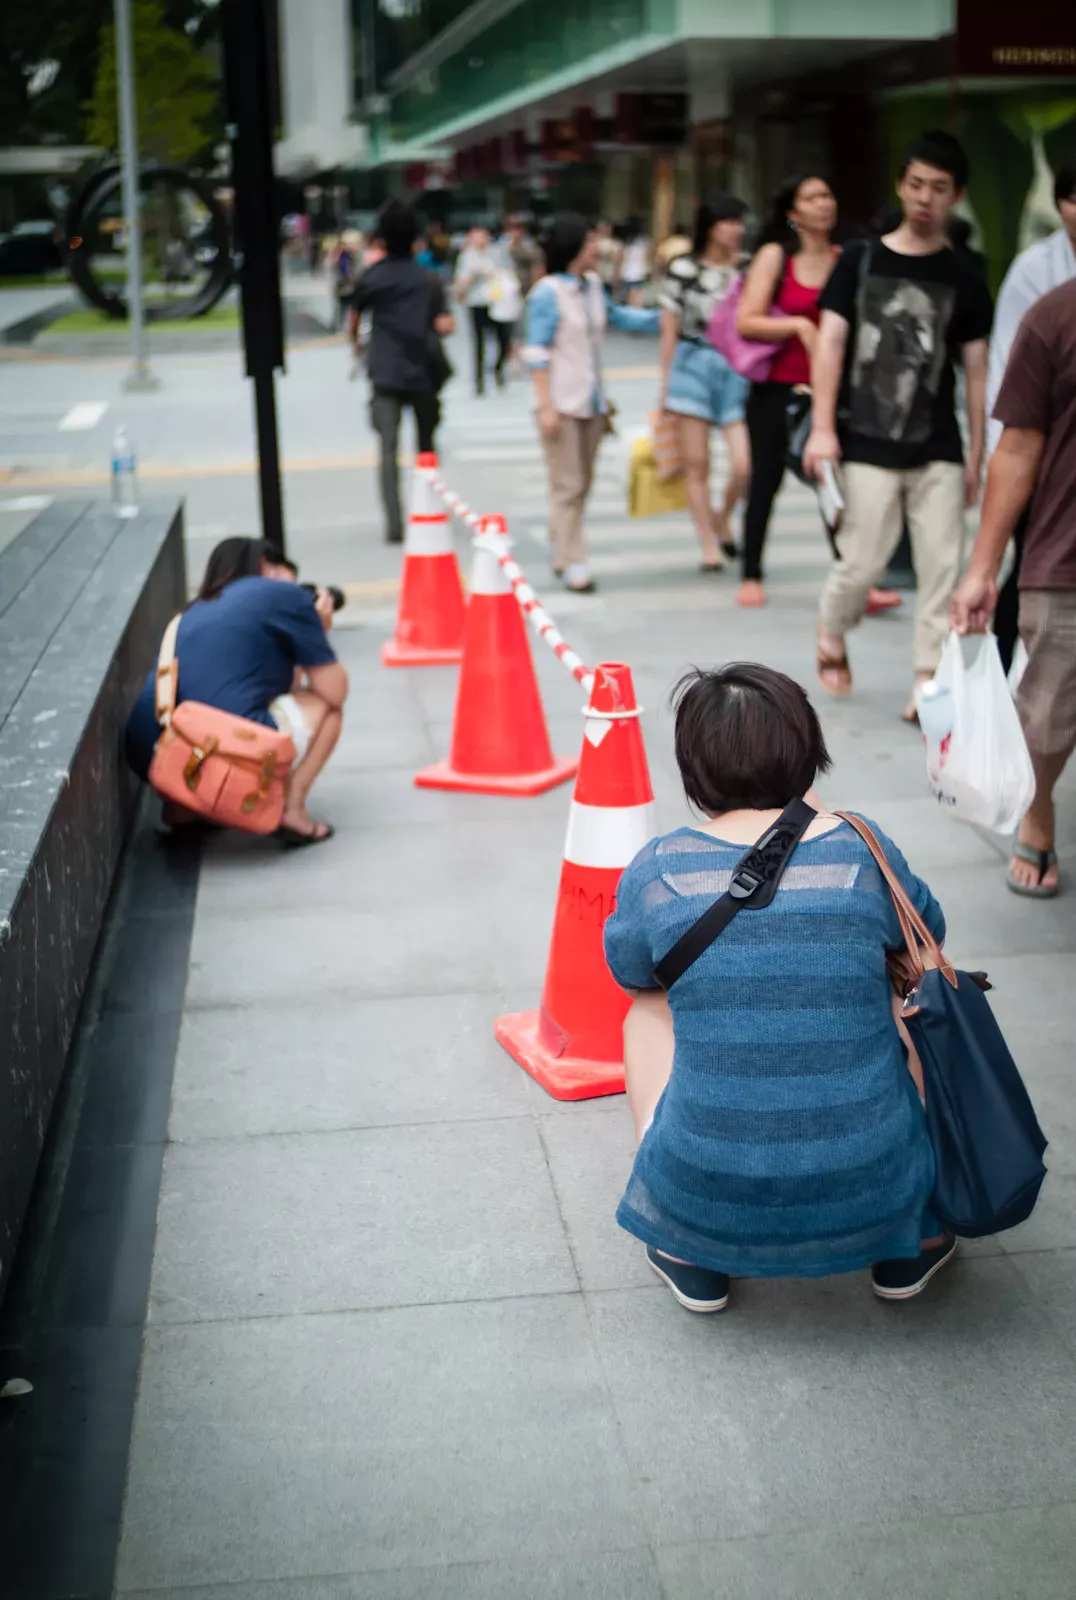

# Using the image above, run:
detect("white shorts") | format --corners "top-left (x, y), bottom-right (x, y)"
top-left (269, 693), bottom-right (311, 764)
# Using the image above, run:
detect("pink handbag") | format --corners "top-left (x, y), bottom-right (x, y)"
top-left (706, 274), bottom-right (786, 382)
top-left (147, 614), bottom-right (295, 834)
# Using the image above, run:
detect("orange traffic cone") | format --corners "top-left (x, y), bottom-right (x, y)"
top-left (415, 516), bottom-right (579, 796)
top-left (495, 662), bottom-right (656, 1099)
top-left (382, 452), bottom-right (466, 667)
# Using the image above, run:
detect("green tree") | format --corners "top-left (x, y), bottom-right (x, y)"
top-left (86, 0), bottom-right (219, 168)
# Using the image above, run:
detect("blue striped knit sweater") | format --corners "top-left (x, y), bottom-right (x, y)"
top-left (605, 818), bottom-right (944, 1277)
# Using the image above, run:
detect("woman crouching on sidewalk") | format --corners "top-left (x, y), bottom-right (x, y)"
top-left (605, 664), bottom-right (955, 1312)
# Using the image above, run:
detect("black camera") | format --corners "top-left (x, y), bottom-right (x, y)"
top-left (300, 582), bottom-right (346, 612)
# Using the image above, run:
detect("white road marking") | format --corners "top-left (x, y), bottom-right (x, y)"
top-left (0, 495), bottom-right (54, 511)
top-left (58, 402), bottom-right (109, 432)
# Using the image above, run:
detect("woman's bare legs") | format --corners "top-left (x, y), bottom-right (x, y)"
top-left (678, 415), bottom-right (722, 568)
top-left (281, 689), bottom-right (342, 837)
top-left (624, 990), bottom-right (676, 1143)
top-left (713, 421), bottom-right (750, 555)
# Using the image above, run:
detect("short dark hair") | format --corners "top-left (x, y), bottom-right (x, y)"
top-left (197, 537), bottom-right (281, 601)
top-left (378, 201), bottom-right (419, 258)
top-left (900, 130), bottom-right (969, 191)
top-left (672, 664), bottom-right (831, 815)
top-left (1055, 158), bottom-right (1076, 207)
top-left (691, 193), bottom-right (747, 256)
top-left (541, 212), bottom-right (590, 275)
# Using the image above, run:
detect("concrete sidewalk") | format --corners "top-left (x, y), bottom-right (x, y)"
top-left (115, 384), bottom-right (1076, 1598)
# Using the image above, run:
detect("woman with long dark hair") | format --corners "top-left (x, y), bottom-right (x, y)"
top-left (735, 174), bottom-right (839, 607)
top-left (658, 195), bottom-right (751, 570)
top-left (524, 212), bottom-right (659, 592)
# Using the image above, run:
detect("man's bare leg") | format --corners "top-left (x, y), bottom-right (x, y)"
top-left (281, 690), bottom-right (342, 838)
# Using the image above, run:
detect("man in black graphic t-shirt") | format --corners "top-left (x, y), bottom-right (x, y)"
top-left (805, 132), bottom-right (993, 716)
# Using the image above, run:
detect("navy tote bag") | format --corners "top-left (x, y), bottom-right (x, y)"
top-left (837, 813), bottom-right (1047, 1238)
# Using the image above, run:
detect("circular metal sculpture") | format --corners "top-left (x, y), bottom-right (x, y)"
top-left (65, 163), bottom-right (233, 321)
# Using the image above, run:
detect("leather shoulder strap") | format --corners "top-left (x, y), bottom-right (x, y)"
top-left (654, 799), bottom-right (816, 991)
top-left (154, 613), bottom-right (182, 726)
top-left (834, 811), bottom-right (957, 988)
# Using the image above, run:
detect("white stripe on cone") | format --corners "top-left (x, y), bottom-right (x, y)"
top-left (470, 541), bottom-right (511, 596)
top-left (405, 517), bottom-right (453, 556)
top-left (563, 800), bottom-right (656, 869)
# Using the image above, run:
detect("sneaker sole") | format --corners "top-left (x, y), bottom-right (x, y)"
top-left (872, 1239), bottom-right (958, 1301)
top-left (648, 1255), bottom-right (729, 1313)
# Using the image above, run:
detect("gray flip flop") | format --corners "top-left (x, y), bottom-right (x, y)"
top-left (1006, 841), bottom-right (1059, 899)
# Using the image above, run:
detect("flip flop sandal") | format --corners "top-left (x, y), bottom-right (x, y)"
top-left (817, 650), bottom-right (852, 697)
top-left (1006, 842), bottom-right (1059, 899)
top-left (277, 822), bottom-right (336, 849)
top-left (699, 562), bottom-right (725, 575)
top-left (720, 539), bottom-right (741, 560)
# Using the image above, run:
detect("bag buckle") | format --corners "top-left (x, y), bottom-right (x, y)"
top-left (183, 734), bottom-right (219, 790)
top-left (241, 750), bottom-right (279, 814)
top-left (729, 867), bottom-right (763, 901)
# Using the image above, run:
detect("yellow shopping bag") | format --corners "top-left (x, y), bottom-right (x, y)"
top-left (628, 434), bottom-right (689, 519)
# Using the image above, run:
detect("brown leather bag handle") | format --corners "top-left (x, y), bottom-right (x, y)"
top-left (835, 812), bottom-right (958, 991)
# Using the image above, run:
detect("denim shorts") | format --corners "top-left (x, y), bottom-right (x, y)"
top-left (666, 339), bottom-right (749, 427)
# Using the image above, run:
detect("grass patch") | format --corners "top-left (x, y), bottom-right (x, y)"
top-left (46, 302), bottom-right (239, 335)
top-left (0, 273), bottom-right (69, 289)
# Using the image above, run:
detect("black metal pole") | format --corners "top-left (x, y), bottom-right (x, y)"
top-left (253, 368), bottom-right (285, 552)
top-left (221, 0), bottom-right (287, 553)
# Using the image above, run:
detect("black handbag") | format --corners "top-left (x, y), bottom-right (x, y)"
top-left (425, 271), bottom-right (453, 391)
top-left (837, 812), bottom-right (1048, 1238)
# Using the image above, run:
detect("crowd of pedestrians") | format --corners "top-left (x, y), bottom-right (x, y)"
top-left (331, 133), bottom-right (1075, 902)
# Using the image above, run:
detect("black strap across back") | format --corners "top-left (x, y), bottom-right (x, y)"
top-left (653, 799), bottom-right (817, 991)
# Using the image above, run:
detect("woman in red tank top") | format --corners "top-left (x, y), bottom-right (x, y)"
top-left (735, 175), bottom-right (839, 606)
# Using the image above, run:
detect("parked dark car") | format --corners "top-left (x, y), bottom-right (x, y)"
top-left (0, 221), bottom-right (63, 277)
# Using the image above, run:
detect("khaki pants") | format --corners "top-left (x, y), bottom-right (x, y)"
top-left (819, 460), bottom-right (965, 675)
top-left (541, 413), bottom-right (606, 570)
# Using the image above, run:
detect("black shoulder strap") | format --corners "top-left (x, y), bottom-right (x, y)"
top-left (653, 799), bottom-right (816, 991)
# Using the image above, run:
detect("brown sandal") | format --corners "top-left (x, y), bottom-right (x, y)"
top-left (817, 649), bottom-right (852, 697)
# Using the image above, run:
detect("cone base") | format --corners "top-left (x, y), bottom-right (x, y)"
top-left (495, 1009), bottom-right (626, 1101)
top-left (414, 754), bottom-right (578, 797)
top-left (382, 638), bottom-right (463, 667)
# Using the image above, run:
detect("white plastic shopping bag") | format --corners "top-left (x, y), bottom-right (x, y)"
top-left (917, 631), bottom-right (1035, 835)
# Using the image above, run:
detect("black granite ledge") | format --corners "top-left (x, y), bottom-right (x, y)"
top-left (0, 498), bottom-right (185, 1301)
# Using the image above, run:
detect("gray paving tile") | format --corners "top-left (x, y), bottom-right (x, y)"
top-left (194, 811), bottom-right (565, 918)
top-left (119, 1549), bottom-right (663, 1599)
top-left (1000, 1173), bottom-right (1076, 1253)
top-left (1007, 1249), bottom-right (1076, 1360)
top-left (169, 993), bottom-right (532, 1140)
top-left (924, 863), bottom-right (1076, 960)
top-left (184, 895), bottom-right (550, 1007)
top-left (116, 1298), bottom-right (643, 1591)
top-left (657, 1503), bottom-right (1076, 1599)
top-left (538, 1107), bottom-right (654, 1291)
top-left (149, 1118), bottom-right (577, 1322)
top-left (588, 1256), bottom-right (1076, 1546)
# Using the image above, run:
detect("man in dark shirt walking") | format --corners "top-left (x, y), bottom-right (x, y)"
top-left (806, 132), bottom-right (993, 716)
top-left (348, 203), bottom-right (454, 542)
top-left (951, 277), bottom-right (1076, 899)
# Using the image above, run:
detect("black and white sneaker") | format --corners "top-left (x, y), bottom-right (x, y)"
top-left (871, 1236), bottom-right (957, 1301)
top-left (646, 1246), bottom-right (730, 1313)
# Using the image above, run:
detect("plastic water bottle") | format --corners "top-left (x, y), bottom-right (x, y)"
top-left (916, 679), bottom-right (953, 745)
top-left (110, 426), bottom-right (139, 518)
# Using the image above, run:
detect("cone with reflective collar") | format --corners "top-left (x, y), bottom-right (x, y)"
top-left (415, 516), bottom-right (578, 795)
top-left (382, 452), bottom-right (466, 667)
top-left (495, 662), bottom-right (656, 1099)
